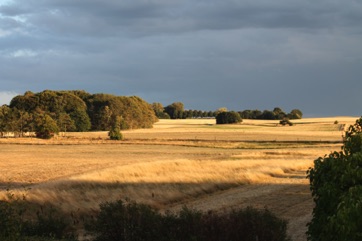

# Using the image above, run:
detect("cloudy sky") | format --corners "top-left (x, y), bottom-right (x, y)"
top-left (0, 0), bottom-right (361, 116)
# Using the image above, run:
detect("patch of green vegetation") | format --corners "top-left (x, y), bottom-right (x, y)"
top-left (86, 199), bottom-right (290, 241)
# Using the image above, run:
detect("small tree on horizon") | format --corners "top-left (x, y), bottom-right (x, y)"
top-left (109, 116), bottom-right (123, 140)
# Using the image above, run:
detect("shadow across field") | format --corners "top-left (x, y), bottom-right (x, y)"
top-left (1, 180), bottom-right (313, 241)
top-left (1, 179), bottom-right (313, 214)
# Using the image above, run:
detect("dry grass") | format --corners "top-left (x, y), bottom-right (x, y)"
top-left (0, 117), bottom-right (359, 240)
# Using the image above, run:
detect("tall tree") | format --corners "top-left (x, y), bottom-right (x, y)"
top-left (35, 114), bottom-right (59, 139)
top-left (164, 102), bottom-right (184, 119)
top-left (108, 116), bottom-right (123, 140)
top-left (307, 117), bottom-right (362, 240)
top-left (57, 112), bottom-right (76, 135)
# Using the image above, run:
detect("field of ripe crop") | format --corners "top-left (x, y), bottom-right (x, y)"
top-left (0, 117), bottom-right (358, 241)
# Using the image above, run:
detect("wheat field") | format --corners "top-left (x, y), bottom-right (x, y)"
top-left (0, 117), bottom-right (358, 240)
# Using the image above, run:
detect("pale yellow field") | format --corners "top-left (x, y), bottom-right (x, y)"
top-left (0, 117), bottom-right (358, 241)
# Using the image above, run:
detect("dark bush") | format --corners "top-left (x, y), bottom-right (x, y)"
top-left (86, 200), bottom-right (162, 241)
top-left (0, 198), bottom-right (76, 241)
top-left (86, 199), bottom-right (290, 241)
top-left (279, 118), bottom-right (293, 126)
top-left (0, 200), bottom-right (23, 241)
top-left (216, 111), bottom-right (242, 124)
top-left (22, 205), bottom-right (74, 240)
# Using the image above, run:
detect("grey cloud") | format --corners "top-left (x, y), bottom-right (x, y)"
top-left (3, 0), bottom-right (361, 38)
top-left (0, 0), bottom-right (361, 116)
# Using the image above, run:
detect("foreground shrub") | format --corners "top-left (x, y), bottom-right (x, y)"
top-left (0, 198), bottom-right (76, 241)
top-left (22, 204), bottom-right (75, 240)
top-left (307, 117), bottom-right (362, 241)
top-left (86, 199), bottom-right (290, 241)
top-left (0, 200), bottom-right (23, 241)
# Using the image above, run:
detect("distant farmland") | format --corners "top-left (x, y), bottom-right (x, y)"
top-left (0, 117), bottom-right (357, 241)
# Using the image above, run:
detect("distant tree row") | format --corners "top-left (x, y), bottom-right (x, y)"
top-left (152, 102), bottom-right (216, 119)
top-left (238, 108), bottom-right (303, 120)
top-left (152, 102), bottom-right (303, 121)
top-left (0, 90), bottom-right (157, 138)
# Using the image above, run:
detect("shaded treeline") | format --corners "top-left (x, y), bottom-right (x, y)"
top-left (153, 102), bottom-right (303, 120)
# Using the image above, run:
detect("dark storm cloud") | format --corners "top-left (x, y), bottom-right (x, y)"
top-left (0, 0), bottom-right (362, 116)
top-left (2, 0), bottom-right (361, 37)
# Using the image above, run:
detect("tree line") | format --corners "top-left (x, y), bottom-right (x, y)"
top-left (0, 90), bottom-right (157, 138)
top-left (152, 102), bottom-right (303, 120)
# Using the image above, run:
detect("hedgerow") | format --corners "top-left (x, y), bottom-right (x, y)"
top-left (86, 199), bottom-right (290, 241)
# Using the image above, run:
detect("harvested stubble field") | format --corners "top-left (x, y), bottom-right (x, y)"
top-left (0, 117), bottom-right (358, 240)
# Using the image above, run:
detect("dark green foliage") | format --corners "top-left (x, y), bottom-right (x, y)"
top-left (216, 111), bottom-right (242, 124)
top-left (1, 90), bottom-right (158, 137)
top-left (86, 200), bottom-right (162, 241)
top-left (108, 116), bottom-right (124, 140)
top-left (0, 197), bottom-right (76, 241)
top-left (86, 94), bottom-right (157, 130)
top-left (279, 118), bottom-right (293, 126)
top-left (35, 114), bottom-right (59, 139)
top-left (288, 109), bottom-right (303, 119)
top-left (0, 200), bottom-right (23, 240)
top-left (9, 90), bottom-right (90, 133)
top-left (307, 117), bottom-right (362, 241)
top-left (260, 110), bottom-right (276, 120)
top-left (239, 108), bottom-right (302, 120)
top-left (164, 102), bottom-right (184, 119)
top-left (22, 205), bottom-right (73, 240)
top-left (86, 199), bottom-right (290, 241)
top-left (57, 113), bottom-right (76, 133)
top-left (69, 109), bottom-right (91, 132)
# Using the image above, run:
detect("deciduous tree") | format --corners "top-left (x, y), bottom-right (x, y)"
top-left (307, 117), bottom-right (362, 241)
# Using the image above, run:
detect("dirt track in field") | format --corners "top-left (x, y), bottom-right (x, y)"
top-left (168, 172), bottom-right (313, 241)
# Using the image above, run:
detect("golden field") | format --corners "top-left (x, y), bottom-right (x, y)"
top-left (0, 117), bottom-right (358, 240)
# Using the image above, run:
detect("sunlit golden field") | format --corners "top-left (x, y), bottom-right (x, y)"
top-left (0, 117), bottom-right (358, 241)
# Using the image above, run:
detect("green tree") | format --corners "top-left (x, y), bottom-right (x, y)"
top-left (108, 116), bottom-right (123, 140)
top-left (35, 114), bottom-right (59, 139)
top-left (216, 111), bottom-right (242, 124)
top-left (288, 109), bottom-right (303, 119)
top-left (307, 117), bottom-right (362, 241)
top-left (70, 109), bottom-right (91, 132)
top-left (260, 110), bottom-right (276, 120)
top-left (273, 107), bottom-right (287, 120)
top-left (164, 102), bottom-right (184, 119)
top-left (0, 105), bottom-right (12, 137)
top-left (57, 112), bottom-right (76, 135)
top-left (152, 102), bottom-right (165, 119)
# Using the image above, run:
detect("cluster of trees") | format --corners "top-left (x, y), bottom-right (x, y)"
top-left (238, 108), bottom-right (302, 120)
top-left (307, 117), bottom-right (362, 240)
top-left (152, 102), bottom-right (302, 121)
top-left (0, 90), bottom-right (157, 138)
top-left (152, 102), bottom-right (216, 119)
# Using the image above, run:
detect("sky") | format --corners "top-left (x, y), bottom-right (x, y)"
top-left (0, 0), bottom-right (361, 117)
